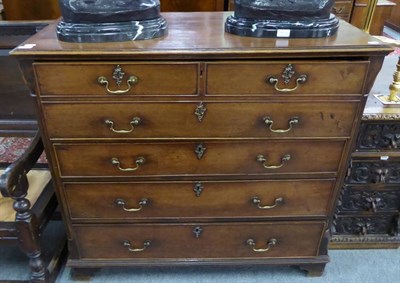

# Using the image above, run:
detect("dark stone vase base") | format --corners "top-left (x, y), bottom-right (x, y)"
top-left (225, 14), bottom-right (339, 38)
top-left (56, 17), bottom-right (168, 43)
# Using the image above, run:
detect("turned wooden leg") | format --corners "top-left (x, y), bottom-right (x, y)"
top-left (71, 268), bottom-right (100, 281)
top-left (14, 198), bottom-right (49, 282)
top-left (298, 263), bottom-right (326, 277)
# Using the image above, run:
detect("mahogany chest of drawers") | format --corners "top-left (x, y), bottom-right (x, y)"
top-left (331, 95), bottom-right (400, 248)
top-left (12, 12), bottom-right (391, 278)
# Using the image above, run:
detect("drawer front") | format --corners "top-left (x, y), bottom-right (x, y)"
top-left (54, 140), bottom-right (345, 178)
top-left (206, 61), bottom-right (368, 95)
top-left (347, 159), bottom-right (400, 184)
top-left (333, 215), bottom-right (398, 236)
top-left (73, 222), bottom-right (325, 259)
top-left (34, 62), bottom-right (199, 96)
top-left (42, 101), bottom-right (359, 139)
top-left (357, 122), bottom-right (400, 150)
top-left (65, 179), bottom-right (335, 221)
top-left (337, 186), bottom-right (400, 213)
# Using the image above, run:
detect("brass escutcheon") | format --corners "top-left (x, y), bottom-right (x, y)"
top-left (194, 102), bottom-right (207, 122)
top-left (267, 64), bottom-right (307, 93)
top-left (193, 182), bottom-right (204, 197)
top-left (98, 65), bottom-right (138, 94)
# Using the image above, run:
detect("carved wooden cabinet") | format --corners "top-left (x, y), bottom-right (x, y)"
top-left (331, 96), bottom-right (400, 248)
top-left (12, 13), bottom-right (391, 278)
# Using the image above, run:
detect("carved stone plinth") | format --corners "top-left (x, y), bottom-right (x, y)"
top-left (225, 0), bottom-right (339, 38)
top-left (56, 0), bottom-right (168, 42)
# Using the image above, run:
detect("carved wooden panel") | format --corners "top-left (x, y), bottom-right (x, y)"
top-left (337, 187), bottom-right (400, 212)
top-left (357, 123), bottom-right (400, 150)
top-left (332, 215), bottom-right (399, 236)
top-left (347, 162), bottom-right (400, 184)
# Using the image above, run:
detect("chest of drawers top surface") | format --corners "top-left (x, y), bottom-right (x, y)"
top-left (11, 12), bottom-right (391, 59)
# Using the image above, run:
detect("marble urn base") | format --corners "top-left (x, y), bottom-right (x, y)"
top-left (56, 17), bottom-right (168, 43)
top-left (225, 14), bottom-right (339, 38)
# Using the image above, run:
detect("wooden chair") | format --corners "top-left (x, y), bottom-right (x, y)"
top-left (0, 132), bottom-right (65, 282)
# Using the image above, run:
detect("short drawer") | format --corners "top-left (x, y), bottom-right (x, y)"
top-left (356, 122), bottom-right (400, 150)
top-left (53, 140), bottom-right (345, 178)
top-left (206, 61), bottom-right (368, 95)
top-left (64, 179), bottom-right (335, 221)
top-left (337, 185), bottom-right (400, 213)
top-left (33, 62), bottom-right (199, 96)
top-left (347, 156), bottom-right (400, 184)
top-left (73, 222), bottom-right (326, 259)
top-left (333, 214), bottom-right (399, 236)
top-left (42, 101), bottom-right (359, 139)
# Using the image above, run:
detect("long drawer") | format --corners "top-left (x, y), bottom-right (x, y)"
top-left (64, 179), bottom-right (335, 221)
top-left (73, 222), bottom-right (326, 259)
top-left (34, 62), bottom-right (200, 96)
top-left (42, 101), bottom-right (359, 139)
top-left (53, 140), bottom-right (345, 178)
top-left (206, 61), bottom-right (368, 95)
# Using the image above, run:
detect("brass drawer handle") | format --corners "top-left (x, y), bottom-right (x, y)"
top-left (123, 240), bottom-right (151, 252)
top-left (251, 196), bottom-right (284, 209)
top-left (116, 198), bottom-right (149, 212)
top-left (268, 75), bottom-right (307, 92)
top-left (256, 154), bottom-right (291, 169)
top-left (263, 116), bottom-right (299, 133)
top-left (111, 157), bottom-right (145, 172)
top-left (98, 75), bottom-right (138, 94)
top-left (105, 117), bottom-right (141, 134)
top-left (246, 238), bottom-right (277, 253)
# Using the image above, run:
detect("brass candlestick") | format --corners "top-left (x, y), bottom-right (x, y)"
top-left (375, 56), bottom-right (400, 105)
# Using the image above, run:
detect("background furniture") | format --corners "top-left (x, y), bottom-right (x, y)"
top-left (331, 0), bottom-right (357, 22)
top-left (0, 22), bottom-right (49, 137)
top-left (385, 0), bottom-right (400, 32)
top-left (0, 133), bottom-right (64, 282)
top-left (350, 0), bottom-right (396, 35)
top-left (2, 0), bottom-right (60, 20)
top-left (12, 12), bottom-right (390, 279)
